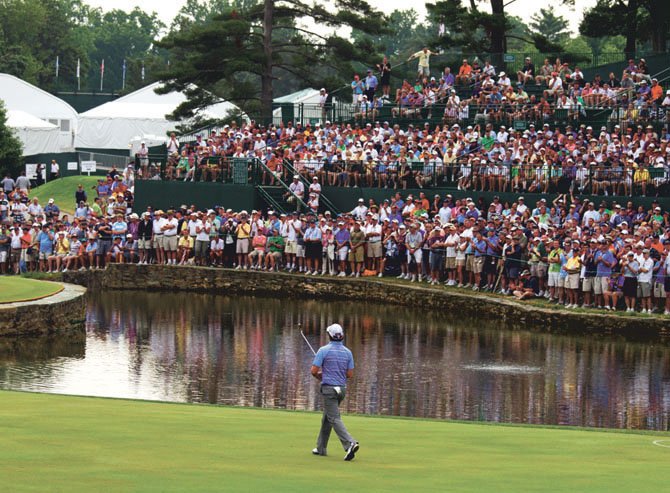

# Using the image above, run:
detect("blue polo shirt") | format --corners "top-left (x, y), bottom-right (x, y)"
top-left (312, 341), bottom-right (354, 387)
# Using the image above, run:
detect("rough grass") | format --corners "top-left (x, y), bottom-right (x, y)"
top-left (29, 176), bottom-right (100, 216)
top-left (0, 391), bottom-right (668, 493)
top-left (0, 277), bottom-right (63, 303)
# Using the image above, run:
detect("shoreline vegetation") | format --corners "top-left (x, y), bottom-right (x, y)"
top-left (0, 390), bottom-right (668, 493)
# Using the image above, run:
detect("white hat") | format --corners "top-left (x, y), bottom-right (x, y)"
top-left (293, 175), bottom-right (299, 179)
top-left (48, 198), bottom-right (54, 204)
top-left (326, 323), bottom-right (344, 340)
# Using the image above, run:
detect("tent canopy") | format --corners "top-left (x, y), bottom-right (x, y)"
top-left (7, 110), bottom-right (61, 155)
top-left (76, 82), bottom-right (241, 150)
top-left (0, 73), bottom-right (78, 152)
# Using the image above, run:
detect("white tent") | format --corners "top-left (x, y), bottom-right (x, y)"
top-left (273, 88), bottom-right (330, 125)
top-left (0, 73), bottom-right (78, 152)
top-left (6, 110), bottom-right (61, 155)
top-left (75, 82), bottom-right (241, 150)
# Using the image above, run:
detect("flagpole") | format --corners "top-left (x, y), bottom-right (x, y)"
top-left (100, 59), bottom-right (105, 91)
top-left (122, 59), bottom-right (126, 90)
top-left (76, 58), bottom-right (81, 91)
top-left (55, 56), bottom-right (59, 80)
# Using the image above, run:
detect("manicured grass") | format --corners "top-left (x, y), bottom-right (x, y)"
top-left (29, 176), bottom-right (100, 216)
top-left (0, 391), bottom-right (668, 492)
top-left (0, 277), bottom-right (63, 303)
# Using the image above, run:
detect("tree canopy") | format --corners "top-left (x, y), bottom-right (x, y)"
top-left (0, 101), bottom-right (24, 177)
top-left (155, 0), bottom-right (387, 123)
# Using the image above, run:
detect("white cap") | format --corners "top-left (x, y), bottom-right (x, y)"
top-left (326, 323), bottom-right (344, 340)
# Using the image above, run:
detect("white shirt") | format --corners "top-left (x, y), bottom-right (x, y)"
top-left (153, 217), bottom-right (167, 235)
top-left (364, 223), bottom-right (382, 242)
top-left (438, 206), bottom-right (452, 224)
top-left (196, 221), bottom-right (211, 241)
top-left (287, 220), bottom-right (301, 241)
top-left (163, 218), bottom-right (179, 236)
top-left (637, 257), bottom-right (654, 283)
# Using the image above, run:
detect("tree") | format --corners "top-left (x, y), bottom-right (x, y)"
top-left (0, 101), bottom-right (24, 177)
top-left (156, 0), bottom-right (387, 123)
top-left (580, 0), bottom-right (669, 56)
top-left (529, 8), bottom-right (570, 45)
top-left (352, 9), bottom-right (432, 58)
top-left (82, 8), bottom-right (166, 92)
top-left (426, 0), bottom-right (572, 63)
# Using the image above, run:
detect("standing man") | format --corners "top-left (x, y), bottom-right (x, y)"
top-left (310, 323), bottom-right (359, 461)
top-left (364, 69), bottom-right (378, 102)
top-left (408, 48), bottom-right (437, 78)
top-left (50, 160), bottom-right (60, 181)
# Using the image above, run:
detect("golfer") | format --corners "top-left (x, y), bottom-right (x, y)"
top-left (310, 323), bottom-right (359, 461)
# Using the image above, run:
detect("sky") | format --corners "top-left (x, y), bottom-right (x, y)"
top-left (85, 0), bottom-right (598, 35)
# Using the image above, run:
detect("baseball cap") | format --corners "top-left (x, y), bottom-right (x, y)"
top-left (326, 323), bottom-right (344, 340)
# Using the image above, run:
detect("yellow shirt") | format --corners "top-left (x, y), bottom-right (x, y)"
top-left (178, 236), bottom-right (194, 249)
top-left (236, 223), bottom-right (251, 239)
top-left (55, 237), bottom-right (69, 254)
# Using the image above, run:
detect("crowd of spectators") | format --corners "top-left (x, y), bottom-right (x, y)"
top-left (2, 164), bottom-right (670, 315)
top-left (145, 117), bottom-right (670, 199)
top-left (371, 54), bottom-right (670, 127)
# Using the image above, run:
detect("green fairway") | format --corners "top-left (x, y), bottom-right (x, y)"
top-left (0, 391), bottom-right (668, 492)
top-left (0, 277), bottom-right (63, 303)
top-left (29, 176), bottom-right (101, 216)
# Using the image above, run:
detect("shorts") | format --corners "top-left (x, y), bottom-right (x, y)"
top-left (465, 255), bottom-right (475, 272)
top-left (484, 256), bottom-right (497, 275)
top-left (270, 251), bottom-right (282, 260)
top-left (296, 244), bottom-right (305, 258)
top-left (153, 235), bottom-right (164, 250)
top-left (164, 236), bottom-right (178, 252)
top-left (236, 238), bottom-right (250, 254)
top-left (655, 281), bottom-right (667, 298)
top-left (593, 277), bottom-right (609, 295)
top-left (305, 242), bottom-right (322, 260)
top-left (367, 242), bottom-right (382, 258)
top-left (0, 251), bottom-right (6, 263)
top-left (582, 277), bottom-right (595, 293)
top-left (138, 238), bottom-right (152, 250)
top-left (39, 252), bottom-right (51, 261)
top-left (249, 249), bottom-right (265, 260)
top-left (530, 262), bottom-right (548, 279)
top-left (473, 256), bottom-right (484, 274)
top-left (548, 271), bottom-right (561, 287)
top-left (445, 257), bottom-right (456, 270)
top-left (337, 246), bottom-right (349, 261)
top-left (10, 248), bottom-right (21, 263)
top-left (506, 266), bottom-right (519, 280)
top-left (455, 258), bottom-right (466, 267)
top-left (653, 282), bottom-right (665, 298)
top-left (637, 281), bottom-right (651, 298)
top-left (97, 240), bottom-right (112, 257)
top-left (623, 277), bottom-right (638, 298)
top-left (195, 239), bottom-right (209, 258)
top-left (285, 240), bottom-right (297, 255)
top-left (429, 252), bottom-right (444, 271)
top-left (566, 273), bottom-right (580, 290)
top-left (348, 247), bottom-right (364, 263)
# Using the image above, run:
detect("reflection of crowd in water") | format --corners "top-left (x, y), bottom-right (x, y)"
top-left (77, 294), bottom-right (670, 430)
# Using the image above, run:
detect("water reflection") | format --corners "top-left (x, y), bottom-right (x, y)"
top-left (0, 291), bottom-right (668, 431)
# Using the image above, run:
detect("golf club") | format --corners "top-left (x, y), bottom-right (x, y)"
top-left (300, 328), bottom-right (317, 356)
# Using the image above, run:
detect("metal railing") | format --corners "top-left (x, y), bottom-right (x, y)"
top-left (293, 160), bottom-right (670, 197)
top-left (281, 159), bottom-right (340, 214)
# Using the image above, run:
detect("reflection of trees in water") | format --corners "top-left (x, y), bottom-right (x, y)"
top-left (44, 292), bottom-right (670, 430)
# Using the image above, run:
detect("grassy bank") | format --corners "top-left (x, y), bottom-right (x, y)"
top-left (0, 277), bottom-right (63, 304)
top-left (29, 176), bottom-right (100, 216)
top-left (0, 391), bottom-right (668, 492)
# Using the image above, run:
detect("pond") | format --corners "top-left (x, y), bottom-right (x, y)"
top-left (0, 291), bottom-right (669, 431)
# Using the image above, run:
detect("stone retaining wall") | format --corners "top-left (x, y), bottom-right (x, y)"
top-left (62, 265), bottom-right (670, 337)
top-left (0, 283), bottom-right (87, 337)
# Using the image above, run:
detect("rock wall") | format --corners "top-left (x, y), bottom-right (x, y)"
top-left (62, 265), bottom-right (670, 338)
top-left (0, 284), bottom-right (87, 337)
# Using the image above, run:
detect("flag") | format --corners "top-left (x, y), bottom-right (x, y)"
top-left (141, 63), bottom-right (145, 81)
top-left (55, 56), bottom-right (59, 78)
top-left (100, 59), bottom-right (105, 91)
top-left (76, 58), bottom-right (81, 91)
top-left (122, 59), bottom-right (127, 90)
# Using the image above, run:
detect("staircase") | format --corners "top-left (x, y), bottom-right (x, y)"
top-left (282, 159), bottom-right (340, 215)
top-left (255, 160), bottom-right (309, 215)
